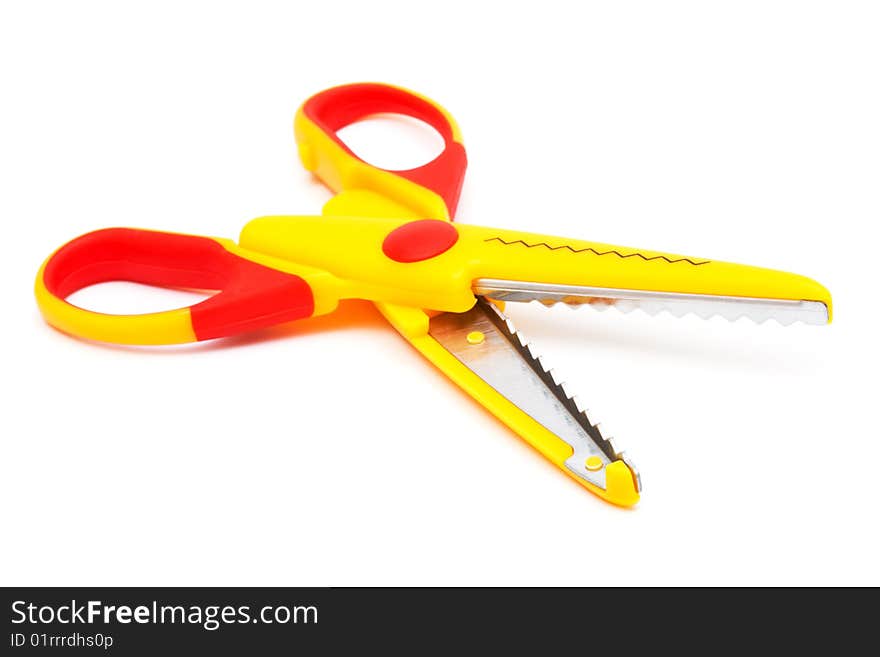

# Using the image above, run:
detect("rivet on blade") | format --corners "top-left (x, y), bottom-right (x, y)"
top-left (466, 331), bottom-right (485, 345)
top-left (585, 456), bottom-right (604, 471)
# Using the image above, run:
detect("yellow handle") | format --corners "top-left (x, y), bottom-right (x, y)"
top-left (294, 82), bottom-right (467, 221)
top-left (35, 227), bottom-right (339, 345)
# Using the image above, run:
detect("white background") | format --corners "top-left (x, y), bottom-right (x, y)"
top-left (1, 1), bottom-right (878, 586)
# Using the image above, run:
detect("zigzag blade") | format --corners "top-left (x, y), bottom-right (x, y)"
top-left (474, 280), bottom-right (829, 326)
top-left (480, 300), bottom-right (629, 464)
top-left (428, 298), bottom-right (642, 494)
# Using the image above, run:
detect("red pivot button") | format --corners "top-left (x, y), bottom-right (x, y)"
top-left (382, 220), bottom-right (459, 263)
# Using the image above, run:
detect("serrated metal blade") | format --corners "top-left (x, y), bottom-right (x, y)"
top-left (428, 297), bottom-right (641, 493)
top-left (473, 279), bottom-right (829, 326)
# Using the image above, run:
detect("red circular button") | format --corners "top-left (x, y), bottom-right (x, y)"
top-left (382, 220), bottom-right (459, 263)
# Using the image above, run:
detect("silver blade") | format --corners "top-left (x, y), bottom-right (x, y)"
top-left (474, 279), bottom-right (829, 326)
top-left (428, 297), bottom-right (641, 493)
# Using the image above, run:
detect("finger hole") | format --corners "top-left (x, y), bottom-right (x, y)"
top-left (336, 113), bottom-right (445, 171)
top-left (66, 281), bottom-right (212, 315)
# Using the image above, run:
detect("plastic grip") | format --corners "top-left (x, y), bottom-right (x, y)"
top-left (37, 228), bottom-right (315, 344)
top-left (298, 82), bottom-right (467, 219)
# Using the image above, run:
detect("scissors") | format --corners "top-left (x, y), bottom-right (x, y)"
top-left (34, 82), bottom-right (832, 506)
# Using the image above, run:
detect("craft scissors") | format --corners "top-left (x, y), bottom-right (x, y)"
top-left (34, 83), bottom-right (832, 506)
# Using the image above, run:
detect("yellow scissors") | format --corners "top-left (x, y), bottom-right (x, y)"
top-left (34, 82), bottom-right (832, 506)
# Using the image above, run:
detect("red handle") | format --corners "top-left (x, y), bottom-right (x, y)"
top-left (301, 83), bottom-right (468, 218)
top-left (38, 228), bottom-right (315, 343)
